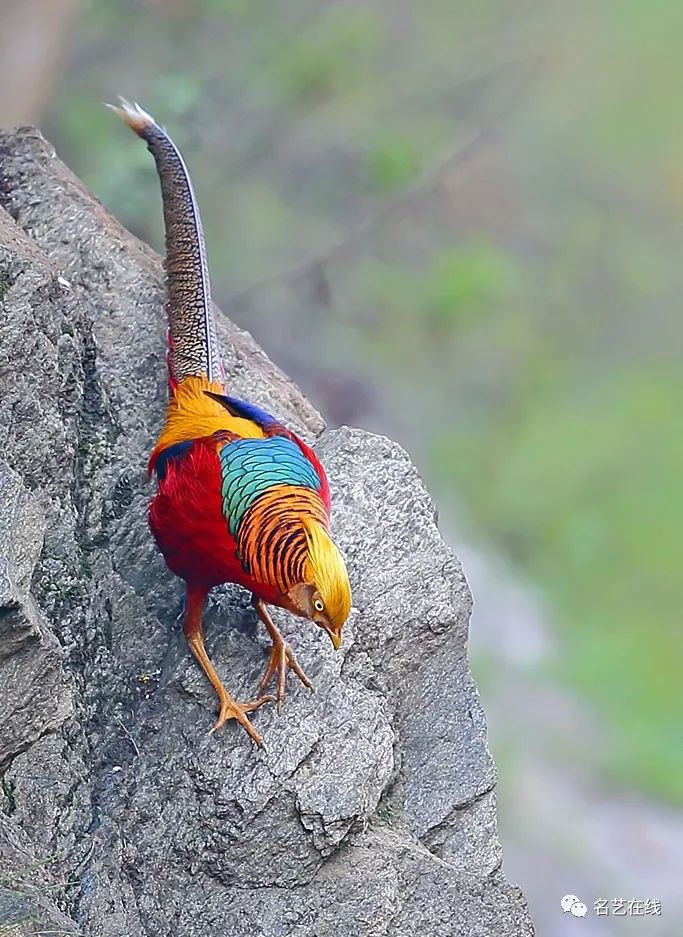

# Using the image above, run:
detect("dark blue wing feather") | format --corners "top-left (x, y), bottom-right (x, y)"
top-left (154, 440), bottom-right (194, 480)
top-left (216, 396), bottom-right (280, 431)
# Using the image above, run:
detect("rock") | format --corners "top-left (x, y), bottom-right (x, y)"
top-left (0, 460), bottom-right (73, 769)
top-left (0, 813), bottom-right (80, 937)
top-left (0, 127), bottom-right (534, 936)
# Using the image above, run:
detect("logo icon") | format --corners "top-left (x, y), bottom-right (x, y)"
top-left (561, 895), bottom-right (588, 917)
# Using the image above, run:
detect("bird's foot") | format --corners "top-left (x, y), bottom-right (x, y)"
top-left (209, 690), bottom-right (275, 748)
top-left (258, 639), bottom-right (314, 714)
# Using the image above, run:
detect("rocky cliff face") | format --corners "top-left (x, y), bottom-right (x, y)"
top-left (0, 128), bottom-right (533, 937)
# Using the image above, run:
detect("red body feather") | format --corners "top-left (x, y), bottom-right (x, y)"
top-left (149, 437), bottom-right (293, 608)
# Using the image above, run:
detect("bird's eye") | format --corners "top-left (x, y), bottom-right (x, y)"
top-left (314, 598), bottom-right (324, 613)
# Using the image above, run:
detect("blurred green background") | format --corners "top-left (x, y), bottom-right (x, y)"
top-left (2, 0), bottom-right (681, 931)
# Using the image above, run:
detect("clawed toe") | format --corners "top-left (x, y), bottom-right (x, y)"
top-left (209, 692), bottom-right (275, 747)
top-left (259, 640), bottom-right (314, 713)
top-left (287, 648), bottom-right (314, 691)
top-left (252, 598), bottom-right (315, 714)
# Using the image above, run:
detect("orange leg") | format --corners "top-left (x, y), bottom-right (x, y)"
top-left (253, 596), bottom-right (314, 713)
top-left (184, 586), bottom-right (273, 747)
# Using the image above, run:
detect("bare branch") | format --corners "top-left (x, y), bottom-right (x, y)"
top-left (225, 60), bottom-right (540, 307)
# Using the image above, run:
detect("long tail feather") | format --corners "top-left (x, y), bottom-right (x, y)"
top-left (107, 97), bottom-right (223, 388)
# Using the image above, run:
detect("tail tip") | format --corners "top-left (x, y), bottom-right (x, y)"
top-left (105, 96), bottom-right (156, 136)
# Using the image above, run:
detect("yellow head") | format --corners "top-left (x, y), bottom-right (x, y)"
top-left (287, 519), bottom-right (351, 649)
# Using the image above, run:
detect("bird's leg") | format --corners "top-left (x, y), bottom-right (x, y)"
top-left (253, 596), bottom-right (314, 713)
top-left (184, 586), bottom-right (274, 747)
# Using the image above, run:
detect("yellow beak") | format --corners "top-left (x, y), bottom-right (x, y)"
top-left (325, 626), bottom-right (342, 651)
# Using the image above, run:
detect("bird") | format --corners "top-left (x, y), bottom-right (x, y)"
top-left (108, 99), bottom-right (352, 747)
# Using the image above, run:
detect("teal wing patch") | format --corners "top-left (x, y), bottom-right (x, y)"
top-left (219, 437), bottom-right (322, 537)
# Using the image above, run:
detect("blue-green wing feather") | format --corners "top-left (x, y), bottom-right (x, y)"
top-left (219, 437), bottom-right (322, 537)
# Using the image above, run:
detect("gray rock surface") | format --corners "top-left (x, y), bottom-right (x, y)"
top-left (0, 127), bottom-right (534, 936)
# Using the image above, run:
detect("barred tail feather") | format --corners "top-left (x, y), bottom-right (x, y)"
top-left (107, 97), bottom-right (223, 389)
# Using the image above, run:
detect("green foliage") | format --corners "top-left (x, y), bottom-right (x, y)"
top-left (266, 8), bottom-right (382, 104)
top-left (364, 136), bottom-right (420, 193)
top-left (374, 801), bottom-right (395, 825)
top-left (421, 246), bottom-right (522, 328)
top-left (433, 368), bottom-right (683, 801)
top-left (1, 776), bottom-right (16, 816)
top-left (197, 0), bottom-right (255, 15)
top-left (359, 243), bottom-right (525, 369)
top-left (82, 0), bottom-right (123, 31)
